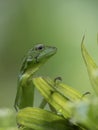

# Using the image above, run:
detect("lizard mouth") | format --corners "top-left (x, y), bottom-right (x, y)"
top-left (36, 46), bottom-right (57, 63)
top-left (45, 47), bottom-right (57, 58)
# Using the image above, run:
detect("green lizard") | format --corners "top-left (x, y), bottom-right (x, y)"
top-left (14, 43), bottom-right (57, 111)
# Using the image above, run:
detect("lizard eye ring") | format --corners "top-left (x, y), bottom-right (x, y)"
top-left (35, 44), bottom-right (45, 51)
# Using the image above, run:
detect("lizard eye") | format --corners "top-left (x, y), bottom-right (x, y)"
top-left (35, 44), bottom-right (45, 51)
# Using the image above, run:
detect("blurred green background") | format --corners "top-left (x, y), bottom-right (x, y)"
top-left (0, 0), bottom-right (98, 108)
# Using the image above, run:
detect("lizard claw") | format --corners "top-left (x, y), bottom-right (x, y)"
top-left (54, 76), bottom-right (62, 85)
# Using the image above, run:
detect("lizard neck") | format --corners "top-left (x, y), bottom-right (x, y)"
top-left (18, 63), bottom-right (41, 84)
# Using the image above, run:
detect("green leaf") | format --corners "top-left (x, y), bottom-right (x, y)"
top-left (16, 107), bottom-right (71, 130)
top-left (70, 98), bottom-right (98, 130)
top-left (33, 77), bottom-right (84, 118)
top-left (81, 36), bottom-right (98, 95)
top-left (49, 80), bottom-right (82, 102)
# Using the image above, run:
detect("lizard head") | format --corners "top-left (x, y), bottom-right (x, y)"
top-left (20, 44), bottom-right (57, 75)
top-left (32, 44), bottom-right (57, 62)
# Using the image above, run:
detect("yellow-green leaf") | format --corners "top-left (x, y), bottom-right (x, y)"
top-left (16, 107), bottom-right (71, 130)
top-left (33, 77), bottom-right (84, 118)
top-left (33, 77), bottom-right (72, 118)
top-left (81, 36), bottom-right (98, 95)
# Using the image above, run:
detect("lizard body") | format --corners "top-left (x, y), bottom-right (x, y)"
top-left (14, 44), bottom-right (57, 111)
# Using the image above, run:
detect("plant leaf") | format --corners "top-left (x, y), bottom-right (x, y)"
top-left (81, 36), bottom-right (98, 95)
top-left (33, 77), bottom-right (72, 118)
top-left (70, 98), bottom-right (98, 130)
top-left (33, 77), bottom-right (84, 118)
top-left (16, 107), bottom-right (72, 130)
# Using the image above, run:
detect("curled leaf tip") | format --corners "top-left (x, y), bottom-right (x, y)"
top-left (81, 35), bottom-right (85, 53)
top-left (81, 35), bottom-right (85, 47)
